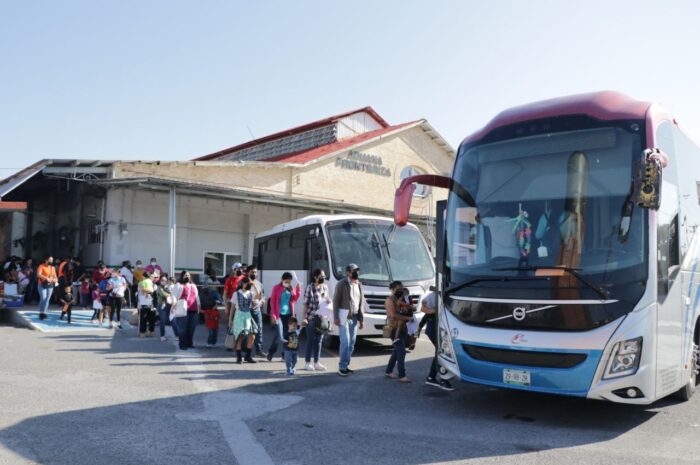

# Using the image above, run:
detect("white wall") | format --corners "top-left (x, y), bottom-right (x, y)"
top-left (101, 187), bottom-right (308, 273)
top-left (336, 111), bottom-right (383, 140)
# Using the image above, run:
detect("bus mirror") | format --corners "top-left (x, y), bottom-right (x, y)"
top-left (394, 175), bottom-right (452, 226)
top-left (636, 148), bottom-right (667, 210)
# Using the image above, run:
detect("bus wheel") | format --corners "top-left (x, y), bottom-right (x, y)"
top-left (675, 342), bottom-right (699, 401)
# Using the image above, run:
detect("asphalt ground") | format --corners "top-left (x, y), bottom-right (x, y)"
top-left (1, 308), bottom-right (699, 465)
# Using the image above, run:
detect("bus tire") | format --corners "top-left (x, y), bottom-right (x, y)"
top-left (674, 341), bottom-right (699, 401)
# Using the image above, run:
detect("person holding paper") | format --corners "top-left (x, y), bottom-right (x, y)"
top-left (333, 263), bottom-right (365, 377)
top-left (302, 268), bottom-right (330, 372)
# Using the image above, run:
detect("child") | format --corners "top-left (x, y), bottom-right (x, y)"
top-left (203, 305), bottom-right (220, 348)
top-left (91, 284), bottom-right (103, 325)
top-left (284, 317), bottom-right (301, 376)
top-left (80, 278), bottom-right (91, 309)
top-left (59, 286), bottom-right (73, 324)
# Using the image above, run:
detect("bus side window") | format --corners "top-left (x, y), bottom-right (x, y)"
top-left (307, 234), bottom-right (330, 277)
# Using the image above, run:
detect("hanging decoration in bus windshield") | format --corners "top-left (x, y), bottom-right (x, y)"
top-left (335, 150), bottom-right (391, 177)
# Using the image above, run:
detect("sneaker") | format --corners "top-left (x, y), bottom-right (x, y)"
top-left (147, 331), bottom-right (155, 337)
top-left (438, 379), bottom-right (455, 391)
top-left (206, 343), bottom-right (214, 348)
top-left (337, 369), bottom-right (351, 377)
top-left (139, 333), bottom-right (145, 338)
top-left (39, 313), bottom-right (47, 320)
top-left (385, 373), bottom-right (398, 379)
top-left (314, 362), bottom-right (327, 372)
top-left (160, 337), bottom-right (167, 342)
top-left (118, 324), bottom-right (123, 330)
top-left (425, 377), bottom-right (441, 388)
top-left (346, 368), bottom-right (355, 374)
top-left (304, 363), bottom-right (315, 371)
top-left (399, 377), bottom-right (412, 383)
top-left (256, 351), bottom-right (268, 359)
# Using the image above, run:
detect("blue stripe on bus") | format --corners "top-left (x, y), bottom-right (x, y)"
top-left (454, 339), bottom-right (603, 397)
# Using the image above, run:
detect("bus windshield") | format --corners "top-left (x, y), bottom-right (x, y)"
top-left (446, 124), bottom-right (648, 302)
top-left (326, 220), bottom-right (434, 285)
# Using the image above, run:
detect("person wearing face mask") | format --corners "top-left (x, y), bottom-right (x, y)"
top-left (384, 281), bottom-right (413, 383)
top-left (333, 263), bottom-right (365, 377)
top-left (223, 263), bottom-right (245, 336)
top-left (133, 260), bottom-right (145, 307)
top-left (246, 265), bottom-right (266, 357)
top-left (145, 257), bottom-right (163, 280)
top-left (37, 255), bottom-right (58, 320)
top-left (175, 270), bottom-right (200, 350)
top-left (302, 268), bottom-right (330, 371)
top-left (229, 277), bottom-right (259, 363)
top-left (266, 272), bottom-right (302, 362)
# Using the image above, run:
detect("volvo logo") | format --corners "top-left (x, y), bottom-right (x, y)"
top-left (511, 333), bottom-right (528, 345)
top-left (512, 306), bottom-right (527, 321)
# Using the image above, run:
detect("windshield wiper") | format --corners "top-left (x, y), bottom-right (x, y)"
top-left (492, 266), bottom-right (610, 300)
top-left (443, 275), bottom-right (548, 298)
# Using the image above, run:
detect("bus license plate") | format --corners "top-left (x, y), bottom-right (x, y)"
top-left (503, 369), bottom-right (530, 386)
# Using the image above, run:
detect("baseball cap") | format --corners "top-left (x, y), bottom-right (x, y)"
top-left (232, 262), bottom-right (242, 270)
top-left (346, 263), bottom-right (360, 272)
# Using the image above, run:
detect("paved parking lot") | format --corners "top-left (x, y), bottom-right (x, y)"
top-left (1, 310), bottom-right (699, 465)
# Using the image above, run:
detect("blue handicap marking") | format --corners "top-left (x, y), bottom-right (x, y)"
top-left (18, 309), bottom-right (115, 332)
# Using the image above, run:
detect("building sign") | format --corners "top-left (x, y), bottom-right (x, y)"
top-left (335, 150), bottom-right (391, 177)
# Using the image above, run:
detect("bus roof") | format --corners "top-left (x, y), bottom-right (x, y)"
top-left (463, 91), bottom-right (655, 145)
top-left (255, 214), bottom-right (417, 238)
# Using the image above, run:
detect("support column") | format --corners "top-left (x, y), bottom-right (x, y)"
top-left (168, 186), bottom-right (177, 278)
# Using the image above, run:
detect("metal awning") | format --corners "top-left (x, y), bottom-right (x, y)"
top-left (0, 161), bottom-right (48, 200)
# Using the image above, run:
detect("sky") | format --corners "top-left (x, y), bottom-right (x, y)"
top-left (1, 0), bottom-right (700, 177)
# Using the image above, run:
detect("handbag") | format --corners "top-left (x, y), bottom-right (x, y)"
top-left (173, 299), bottom-right (188, 317)
top-left (129, 310), bottom-right (139, 326)
top-left (382, 322), bottom-right (394, 339)
top-left (225, 329), bottom-right (236, 349)
top-left (313, 315), bottom-right (331, 335)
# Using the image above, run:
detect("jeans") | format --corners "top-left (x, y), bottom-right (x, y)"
top-left (285, 350), bottom-right (298, 375)
top-left (305, 317), bottom-right (324, 363)
top-left (139, 306), bottom-right (156, 333)
top-left (251, 309), bottom-right (263, 353)
top-left (80, 293), bottom-right (90, 308)
top-left (208, 328), bottom-right (218, 346)
top-left (38, 285), bottom-right (54, 314)
top-left (426, 319), bottom-right (438, 380)
top-left (177, 311), bottom-right (198, 349)
top-left (109, 296), bottom-right (123, 323)
top-left (268, 314), bottom-right (290, 358)
top-left (158, 304), bottom-right (173, 338)
top-left (386, 331), bottom-right (407, 378)
top-left (338, 316), bottom-right (359, 370)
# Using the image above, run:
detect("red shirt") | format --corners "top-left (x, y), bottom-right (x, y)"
top-left (203, 308), bottom-right (220, 329)
top-left (224, 274), bottom-right (243, 300)
top-left (93, 268), bottom-right (109, 283)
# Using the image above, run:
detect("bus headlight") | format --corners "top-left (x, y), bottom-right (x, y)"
top-left (438, 325), bottom-right (456, 363)
top-left (604, 337), bottom-right (643, 379)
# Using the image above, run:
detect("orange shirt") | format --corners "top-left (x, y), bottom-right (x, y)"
top-left (37, 264), bottom-right (57, 284)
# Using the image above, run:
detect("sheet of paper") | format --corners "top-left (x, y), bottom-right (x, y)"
top-left (338, 309), bottom-right (349, 324)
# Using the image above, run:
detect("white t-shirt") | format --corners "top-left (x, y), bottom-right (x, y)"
top-left (110, 276), bottom-right (127, 297)
top-left (349, 281), bottom-right (360, 313)
top-left (120, 266), bottom-right (134, 285)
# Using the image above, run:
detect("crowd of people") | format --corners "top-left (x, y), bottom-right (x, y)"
top-left (2, 255), bottom-right (454, 391)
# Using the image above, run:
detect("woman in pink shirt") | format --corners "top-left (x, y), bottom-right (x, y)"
top-left (175, 270), bottom-right (200, 350)
top-left (266, 272), bottom-right (301, 361)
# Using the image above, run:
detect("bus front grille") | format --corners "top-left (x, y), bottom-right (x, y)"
top-left (364, 294), bottom-right (422, 315)
top-left (462, 344), bottom-right (587, 369)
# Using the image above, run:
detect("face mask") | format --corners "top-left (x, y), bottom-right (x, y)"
top-left (235, 270), bottom-right (242, 276)
top-left (183, 277), bottom-right (190, 283)
top-left (249, 273), bottom-right (257, 280)
top-left (283, 281), bottom-right (291, 288)
top-left (318, 277), bottom-right (325, 284)
top-left (151, 261), bottom-right (157, 266)
top-left (244, 285), bottom-right (252, 291)
top-left (351, 271), bottom-right (359, 280)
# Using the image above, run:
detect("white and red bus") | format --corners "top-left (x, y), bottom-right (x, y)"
top-left (395, 91), bottom-right (700, 404)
